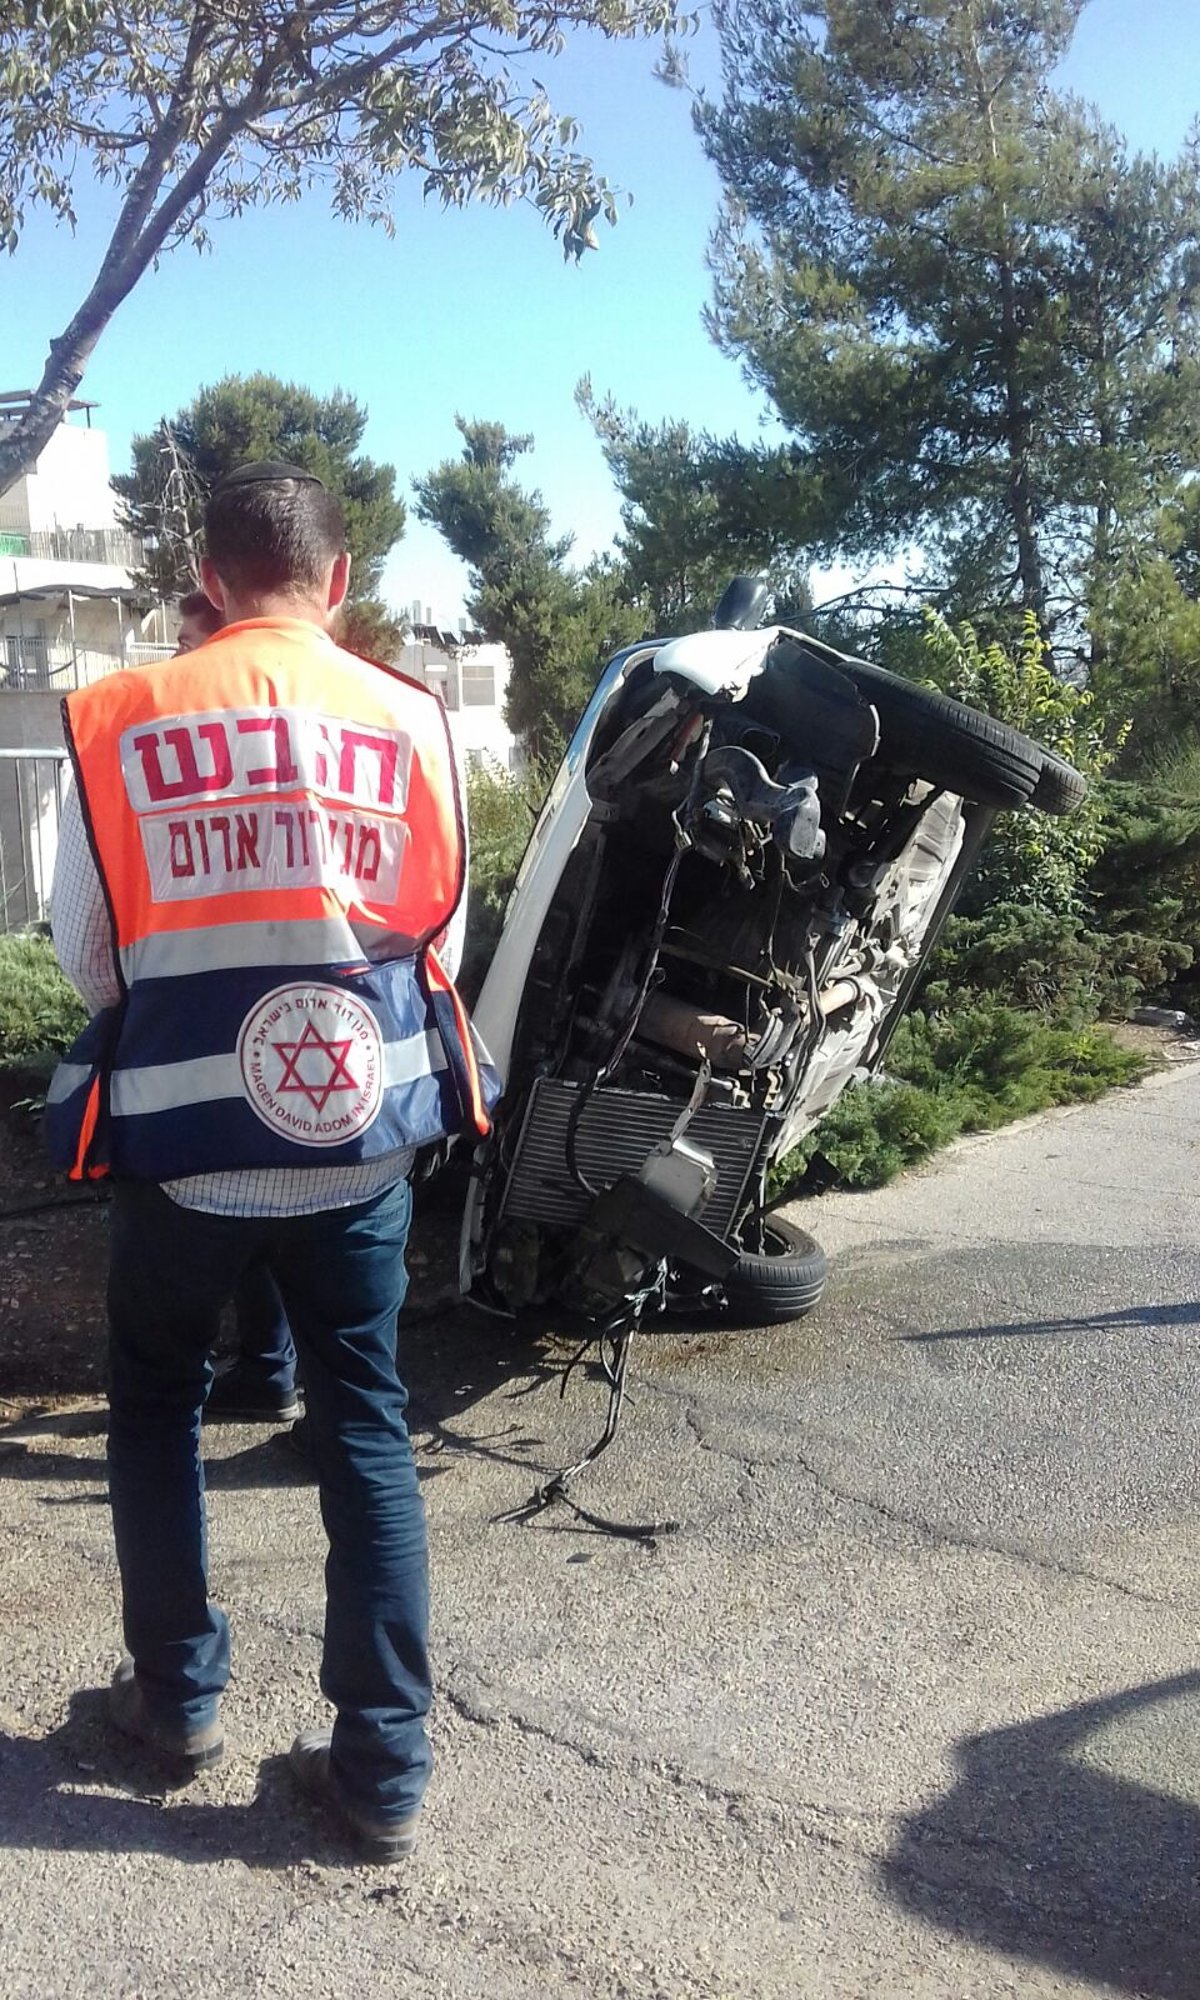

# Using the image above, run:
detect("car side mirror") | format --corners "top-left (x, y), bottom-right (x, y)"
top-left (713, 576), bottom-right (771, 632)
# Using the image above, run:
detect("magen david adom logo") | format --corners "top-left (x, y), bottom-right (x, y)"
top-left (238, 984), bottom-right (384, 1146)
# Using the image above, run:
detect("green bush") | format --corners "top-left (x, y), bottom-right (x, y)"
top-left (922, 784), bottom-right (1200, 1025)
top-left (775, 1005), bottom-right (1146, 1196)
top-left (897, 616), bottom-right (1182, 1030)
top-left (1088, 779), bottom-right (1200, 1004)
top-left (460, 759), bottom-right (546, 1002)
top-left (0, 931), bottom-right (86, 1072)
top-left (918, 612), bottom-right (1119, 918)
top-left (773, 1077), bottom-right (963, 1192)
top-left (922, 905), bottom-right (1129, 1025)
top-left (889, 1004), bottom-right (1143, 1122)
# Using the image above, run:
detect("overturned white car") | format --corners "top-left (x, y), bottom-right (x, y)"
top-left (460, 581), bottom-right (1083, 1340)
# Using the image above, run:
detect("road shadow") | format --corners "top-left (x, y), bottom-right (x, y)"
top-left (0, 1686), bottom-right (365, 1869)
top-left (0, 1296), bottom-right (567, 1496)
top-left (0, 1184), bottom-right (726, 1522)
top-left (0, 1177), bottom-right (577, 1485)
top-left (901, 1302), bottom-right (1200, 1343)
top-left (883, 1672), bottom-right (1200, 1997)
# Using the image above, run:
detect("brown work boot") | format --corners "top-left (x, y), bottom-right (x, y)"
top-left (288, 1728), bottom-right (421, 1862)
top-left (108, 1657), bottom-right (225, 1771)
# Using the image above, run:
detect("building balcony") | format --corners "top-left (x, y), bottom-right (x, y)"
top-left (1, 637), bottom-right (135, 692)
top-left (0, 525), bottom-right (145, 566)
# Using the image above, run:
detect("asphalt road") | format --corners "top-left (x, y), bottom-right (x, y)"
top-left (3, 1063), bottom-right (1200, 1999)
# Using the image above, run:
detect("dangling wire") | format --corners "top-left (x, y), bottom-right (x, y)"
top-left (507, 722), bottom-right (719, 1539)
top-left (495, 1287), bottom-right (680, 1546)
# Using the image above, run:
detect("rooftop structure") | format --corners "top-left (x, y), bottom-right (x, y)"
top-left (399, 623), bottom-right (520, 777)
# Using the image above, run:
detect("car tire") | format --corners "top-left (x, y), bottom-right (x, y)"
top-left (1031, 747), bottom-right (1088, 816)
top-left (836, 659), bottom-right (1045, 810)
top-left (721, 1216), bottom-right (828, 1325)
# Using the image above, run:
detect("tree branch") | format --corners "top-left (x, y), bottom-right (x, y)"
top-left (0, 0), bottom-right (674, 491)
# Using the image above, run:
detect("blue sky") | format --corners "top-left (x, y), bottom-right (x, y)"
top-left (5, 0), bottom-right (1200, 623)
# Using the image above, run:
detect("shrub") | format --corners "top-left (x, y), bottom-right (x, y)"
top-left (917, 611), bottom-right (1119, 918)
top-left (774, 1005), bottom-right (1146, 1196)
top-left (772, 1077), bottom-right (963, 1192)
top-left (899, 616), bottom-right (1158, 1028)
top-left (888, 1004), bottom-right (1143, 1124)
top-left (1088, 780), bottom-right (1200, 1004)
top-left (0, 931), bottom-right (87, 1071)
top-left (922, 905), bottom-right (1115, 1024)
top-left (460, 759), bottom-right (546, 1001)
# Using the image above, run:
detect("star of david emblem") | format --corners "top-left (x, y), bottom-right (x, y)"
top-left (271, 1019), bottom-right (360, 1113)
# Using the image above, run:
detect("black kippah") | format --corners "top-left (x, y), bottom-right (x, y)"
top-left (214, 460), bottom-right (325, 492)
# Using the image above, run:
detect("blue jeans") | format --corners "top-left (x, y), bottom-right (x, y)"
top-left (232, 1261), bottom-right (297, 1396)
top-left (106, 1177), bottom-right (431, 1822)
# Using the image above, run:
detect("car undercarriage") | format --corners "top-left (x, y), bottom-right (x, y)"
top-left (456, 589), bottom-right (1084, 1515)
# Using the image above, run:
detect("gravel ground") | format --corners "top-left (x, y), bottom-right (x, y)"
top-left (3, 1065), bottom-right (1200, 1998)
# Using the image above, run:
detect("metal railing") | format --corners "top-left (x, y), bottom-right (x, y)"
top-left (0, 748), bottom-right (68, 932)
top-left (0, 525), bottom-right (145, 566)
top-left (1, 639), bottom-right (131, 693)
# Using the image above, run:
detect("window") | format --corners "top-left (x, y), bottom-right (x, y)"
top-left (3, 632), bottom-right (50, 688)
top-left (460, 657), bottom-right (495, 707)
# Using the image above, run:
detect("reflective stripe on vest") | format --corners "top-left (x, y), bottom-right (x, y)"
top-left (48, 620), bottom-right (499, 1181)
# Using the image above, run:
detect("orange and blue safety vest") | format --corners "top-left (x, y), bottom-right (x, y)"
top-left (45, 617), bottom-right (499, 1182)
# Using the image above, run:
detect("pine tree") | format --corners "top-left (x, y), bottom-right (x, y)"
top-left (415, 420), bottom-right (645, 759)
top-left (579, 384), bottom-right (814, 631)
top-left (699, 0), bottom-right (1200, 659)
top-left (115, 374), bottom-right (407, 652)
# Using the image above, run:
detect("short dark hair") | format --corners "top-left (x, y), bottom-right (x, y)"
top-left (204, 464), bottom-right (347, 596)
top-left (177, 589), bottom-right (222, 633)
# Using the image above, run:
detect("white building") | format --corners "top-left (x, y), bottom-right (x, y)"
top-left (399, 622), bottom-right (521, 775)
top-left (0, 397), bottom-right (171, 693)
top-left (0, 398), bottom-right (172, 925)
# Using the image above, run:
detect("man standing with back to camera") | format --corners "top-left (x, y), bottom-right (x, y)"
top-left (47, 462), bottom-right (497, 1860)
top-left (173, 582), bottom-right (303, 1429)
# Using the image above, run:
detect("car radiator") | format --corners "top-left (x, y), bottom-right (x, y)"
top-left (498, 1079), bottom-right (767, 1239)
